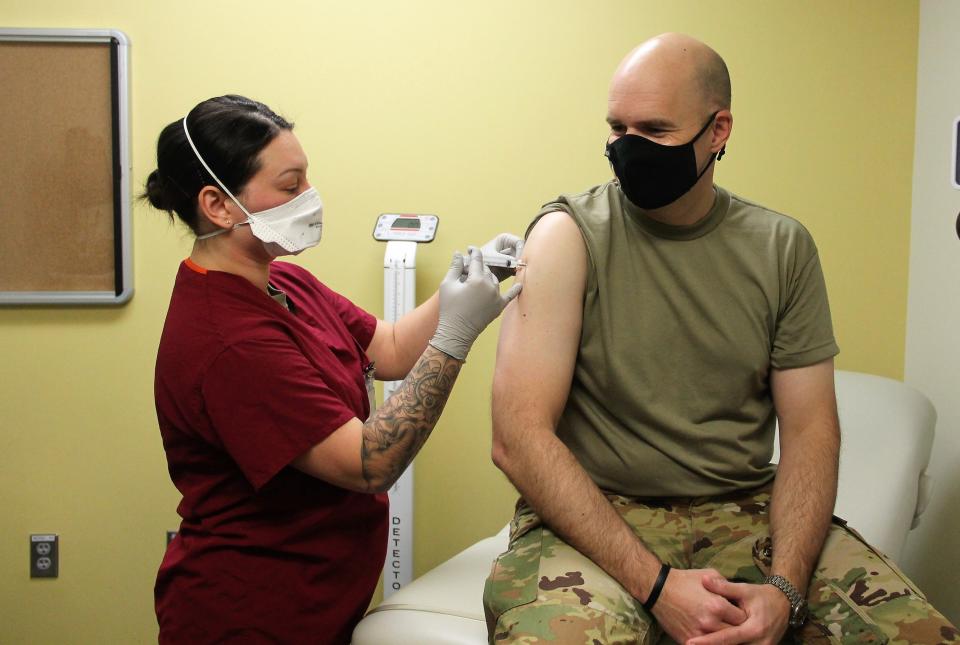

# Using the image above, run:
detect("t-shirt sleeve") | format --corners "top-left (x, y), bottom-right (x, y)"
top-left (315, 282), bottom-right (377, 350)
top-left (771, 249), bottom-right (840, 369)
top-left (201, 335), bottom-right (359, 490)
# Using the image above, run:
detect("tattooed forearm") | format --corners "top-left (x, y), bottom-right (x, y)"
top-left (360, 345), bottom-right (463, 492)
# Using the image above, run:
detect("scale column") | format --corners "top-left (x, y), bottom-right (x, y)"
top-left (381, 240), bottom-right (417, 597)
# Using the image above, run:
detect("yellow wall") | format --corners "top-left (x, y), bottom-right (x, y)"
top-left (0, 1), bottom-right (918, 641)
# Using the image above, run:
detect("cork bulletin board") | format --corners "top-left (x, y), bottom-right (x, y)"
top-left (0, 29), bottom-right (132, 304)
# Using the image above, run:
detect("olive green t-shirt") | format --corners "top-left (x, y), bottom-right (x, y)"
top-left (529, 183), bottom-right (839, 497)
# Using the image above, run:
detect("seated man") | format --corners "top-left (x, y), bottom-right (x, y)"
top-left (483, 33), bottom-right (958, 644)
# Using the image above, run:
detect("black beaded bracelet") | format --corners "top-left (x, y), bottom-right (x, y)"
top-left (642, 563), bottom-right (672, 612)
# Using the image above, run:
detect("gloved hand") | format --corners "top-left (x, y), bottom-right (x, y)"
top-left (481, 233), bottom-right (525, 282)
top-left (430, 248), bottom-right (523, 361)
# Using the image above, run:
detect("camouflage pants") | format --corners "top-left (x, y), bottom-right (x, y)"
top-left (483, 486), bottom-right (958, 644)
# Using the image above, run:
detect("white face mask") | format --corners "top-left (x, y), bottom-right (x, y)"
top-left (184, 117), bottom-right (323, 256)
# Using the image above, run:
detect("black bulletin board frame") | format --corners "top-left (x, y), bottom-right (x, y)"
top-left (0, 28), bottom-right (132, 305)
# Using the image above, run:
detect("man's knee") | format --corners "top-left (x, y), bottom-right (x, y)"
top-left (805, 522), bottom-right (959, 643)
top-left (490, 601), bottom-right (652, 645)
top-left (483, 526), bottom-right (652, 643)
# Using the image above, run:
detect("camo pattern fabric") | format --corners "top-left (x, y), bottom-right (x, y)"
top-left (483, 486), bottom-right (959, 644)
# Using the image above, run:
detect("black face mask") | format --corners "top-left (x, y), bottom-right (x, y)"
top-left (605, 112), bottom-right (723, 210)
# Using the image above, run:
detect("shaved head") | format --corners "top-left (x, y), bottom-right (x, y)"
top-left (695, 45), bottom-right (731, 111)
top-left (613, 33), bottom-right (731, 113)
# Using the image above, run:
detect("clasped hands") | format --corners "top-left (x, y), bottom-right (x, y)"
top-left (652, 568), bottom-right (791, 645)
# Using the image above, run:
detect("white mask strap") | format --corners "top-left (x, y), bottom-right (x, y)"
top-left (181, 116), bottom-right (254, 221)
top-left (196, 220), bottom-right (249, 240)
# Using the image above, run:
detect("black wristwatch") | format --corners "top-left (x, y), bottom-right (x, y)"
top-left (762, 575), bottom-right (808, 628)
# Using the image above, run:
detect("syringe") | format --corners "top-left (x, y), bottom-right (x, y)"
top-left (482, 251), bottom-right (526, 270)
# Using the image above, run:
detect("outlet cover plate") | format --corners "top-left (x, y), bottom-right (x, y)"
top-left (30, 534), bottom-right (58, 578)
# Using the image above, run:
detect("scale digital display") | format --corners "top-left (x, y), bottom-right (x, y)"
top-left (373, 213), bottom-right (438, 242)
top-left (392, 217), bottom-right (421, 230)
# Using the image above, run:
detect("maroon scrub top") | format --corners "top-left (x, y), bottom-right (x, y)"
top-left (154, 259), bottom-right (388, 644)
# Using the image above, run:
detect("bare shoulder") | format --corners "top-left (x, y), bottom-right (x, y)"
top-left (526, 210), bottom-right (585, 252)
top-left (519, 210), bottom-right (587, 291)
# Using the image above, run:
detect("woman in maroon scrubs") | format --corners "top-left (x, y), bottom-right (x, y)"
top-left (143, 95), bottom-right (521, 643)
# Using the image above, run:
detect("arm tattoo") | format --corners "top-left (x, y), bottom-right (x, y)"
top-left (360, 345), bottom-right (462, 492)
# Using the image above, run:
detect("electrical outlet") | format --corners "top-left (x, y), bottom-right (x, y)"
top-left (166, 530), bottom-right (177, 546)
top-left (30, 534), bottom-right (58, 578)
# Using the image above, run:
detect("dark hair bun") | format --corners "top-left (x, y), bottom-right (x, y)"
top-left (143, 169), bottom-right (178, 212)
